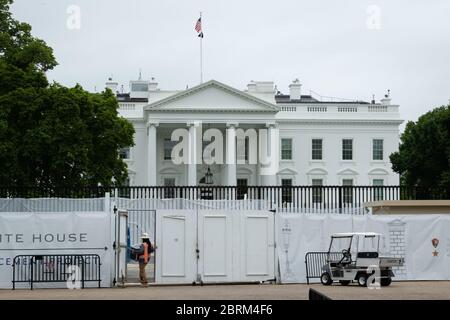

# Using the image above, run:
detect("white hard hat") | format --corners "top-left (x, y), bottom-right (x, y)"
top-left (141, 232), bottom-right (150, 239)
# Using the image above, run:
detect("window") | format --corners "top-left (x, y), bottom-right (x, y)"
top-left (312, 139), bottom-right (323, 160)
top-left (119, 147), bottom-right (131, 159)
top-left (237, 137), bottom-right (249, 163)
top-left (245, 138), bottom-right (249, 162)
top-left (312, 179), bottom-right (323, 204)
top-left (163, 178), bottom-right (176, 198)
top-left (342, 179), bottom-right (353, 204)
top-left (373, 179), bottom-right (384, 201)
top-left (372, 139), bottom-right (384, 160)
top-left (237, 179), bottom-right (248, 200)
top-left (281, 138), bottom-right (293, 160)
top-left (281, 179), bottom-right (293, 204)
top-left (131, 83), bottom-right (148, 92)
top-left (164, 139), bottom-right (177, 160)
top-left (342, 139), bottom-right (353, 160)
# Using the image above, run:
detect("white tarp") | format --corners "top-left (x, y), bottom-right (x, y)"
top-left (0, 198), bottom-right (105, 212)
top-left (277, 213), bottom-right (450, 283)
top-left (0, 211), bottom-right (112, 288)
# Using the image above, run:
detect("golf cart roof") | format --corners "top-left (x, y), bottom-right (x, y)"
top-left (332, 232), bottom-right (382, 238)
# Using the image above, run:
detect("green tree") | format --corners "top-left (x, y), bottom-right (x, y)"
top-left (0, 0), bottom-right (134, 188)
top-left (390, 105), bottom-right (450, 189)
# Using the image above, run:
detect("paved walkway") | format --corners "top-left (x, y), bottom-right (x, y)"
top-left (0, 281), bottom-right (449, 300)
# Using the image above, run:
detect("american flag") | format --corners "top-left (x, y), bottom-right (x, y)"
top-left (195, 17), bottom-right (203, 38)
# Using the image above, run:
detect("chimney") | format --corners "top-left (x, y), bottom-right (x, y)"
top-left (247, 80), bottom-right (257, 92)
top-left (105, 77), bottom-right (118, 93)
top-left (289, 79), bottom-right (302, 100)
top-left (149, 77), bottom-right (158, 91)
top-left (380, 89), bottom-right (391, 105)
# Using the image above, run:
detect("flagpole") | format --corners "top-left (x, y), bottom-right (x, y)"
top-left (200, 12), bottom-right (203, 84)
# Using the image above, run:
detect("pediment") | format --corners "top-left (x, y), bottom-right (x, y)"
top-left (159, 167), bottom-right (181, 175)
top-left (145, 80), bottom-right (279, 113)
top-left (237, 167), bottom-right (254, 175)
top-left (368, 168), bottom-right (389, 175)
top-left (278, 168), bottom-right (298, 175)
top-left (337, 168), bottom-right (359, 176)
top-left (307, 168), bottom-right (328, 175)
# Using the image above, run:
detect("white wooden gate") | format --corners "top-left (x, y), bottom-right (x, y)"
top-left (156, 210), bottom-right (275, 284)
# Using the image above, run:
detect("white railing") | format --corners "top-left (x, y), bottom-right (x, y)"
top-left (307, 106), bottom-right (328, 112)
top-left (281, 106), bottom-right (297, 112)
top-left (119, 103), bottom-right (136, 110)
top-left (278, 104), bottom-right (397, 114)
top-left (368, 105), bottom-right (388, 112)
top-left (338, 107), bottom-right (358, 112)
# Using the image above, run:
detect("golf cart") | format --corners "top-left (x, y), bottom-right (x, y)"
top-left (320, 232), bottom-right (404, 287)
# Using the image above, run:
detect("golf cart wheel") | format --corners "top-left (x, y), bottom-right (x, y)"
top-left (339, 280), bottom-right (351, 286)
top-left (381, 277), bottom-right (392, 286)
top-left (320, 272), bottom-right (333, 286)
top-left (356, 273), bottom-right (367, 287)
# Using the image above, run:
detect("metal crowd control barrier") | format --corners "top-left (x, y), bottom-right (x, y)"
top-left (12, 254), bottom-right (101, 290)
top-left (305, 252), bottom-right (343, 284)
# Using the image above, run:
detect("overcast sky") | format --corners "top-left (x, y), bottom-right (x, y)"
top-left (11, 0), bottom-right (450, 130)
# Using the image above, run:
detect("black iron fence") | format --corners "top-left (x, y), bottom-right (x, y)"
top-left (1, 185), bottom-right (449, 213)
top-left (12, 254), bottom-right (101, 289)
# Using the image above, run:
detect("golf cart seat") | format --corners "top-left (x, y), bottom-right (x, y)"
top-left (330, 259), bottom-right (352, 267)
top-left (329, 249), bottom-right (353, 267)
top-left (357, 252), bottom-right (378, 259)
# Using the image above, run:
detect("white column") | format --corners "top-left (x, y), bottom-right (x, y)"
top-left (226, 122), bottom-right (238, 186)
top-left (187, 122), bottom-right (199, 186)
top-left (262, 122), bottom-right (279, 186)
top-left (147, 121), bottom-right (159, 186)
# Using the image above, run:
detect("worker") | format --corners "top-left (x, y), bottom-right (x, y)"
top-left (139, 232), bottom-right (155, 286)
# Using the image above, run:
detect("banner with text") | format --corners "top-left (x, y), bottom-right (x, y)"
top-left (0, 211), bottom-right (112, 288)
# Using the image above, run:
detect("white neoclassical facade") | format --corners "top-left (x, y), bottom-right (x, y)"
top-left (108, 77), bottom-right (403, 187)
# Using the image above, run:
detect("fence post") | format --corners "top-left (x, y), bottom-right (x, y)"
top-left (305, 253), bottom-right (309, 285)
top-left (12, 258), bottom-right (16, 290)
top-left (98, 255), bottom-right (101, 288)
top-left (81, 256), bottom-right (85, 289)
top-left (30, 257), bottom-right (34, 290)
top-left (338, 186), bottom-right (343, 214)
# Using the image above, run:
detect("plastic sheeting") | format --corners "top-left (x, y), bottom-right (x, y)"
top-left (277, 213), bottom-right (450, 283)
top-left (0, 198), bottom-right (105, 212)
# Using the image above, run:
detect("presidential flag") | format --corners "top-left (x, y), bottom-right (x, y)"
top-left (195, 17), bottom-right (204, 38)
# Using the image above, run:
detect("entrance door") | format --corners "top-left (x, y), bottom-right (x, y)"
top-left (237, 178), bottom-right (248, 200)
top-left (163, 178), bottom-right (176, 198)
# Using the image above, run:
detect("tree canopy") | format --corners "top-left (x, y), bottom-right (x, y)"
top-left (0, 0), bottom-right (134, 188)
top-left (390, 105), bottom-right (450, 189)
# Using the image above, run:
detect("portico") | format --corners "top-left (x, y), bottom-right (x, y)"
top-left (143, 80), bottom-right (280, 186)
top-left (145, 120), bottom-right (279, 187)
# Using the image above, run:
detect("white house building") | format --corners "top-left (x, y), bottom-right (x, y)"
top-left (108, 77), bottom-right (403, 188)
